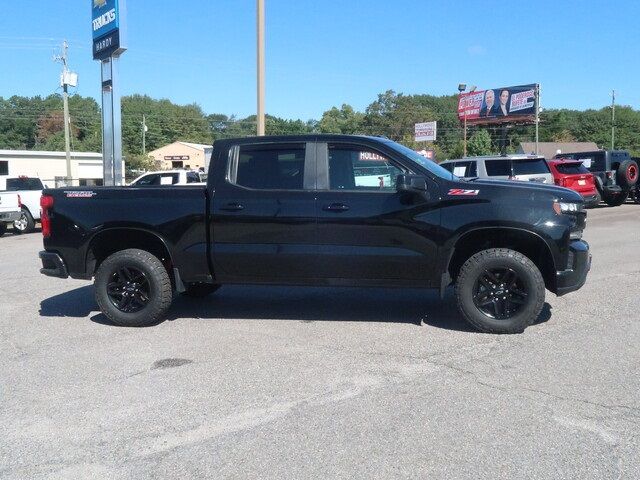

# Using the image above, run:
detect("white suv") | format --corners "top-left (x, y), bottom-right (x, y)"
top-left (440, 155), bottom-right (554, 184)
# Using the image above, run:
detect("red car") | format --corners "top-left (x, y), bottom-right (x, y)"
top-left (548, 159), bottom-right (599, 207)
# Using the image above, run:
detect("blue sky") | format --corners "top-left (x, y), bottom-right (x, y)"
top-left (0, 0), bottom-right (638, 120)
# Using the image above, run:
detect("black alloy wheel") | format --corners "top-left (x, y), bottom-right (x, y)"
top-left (455, 248), bottom-right (545, 334)
top-left (472, 267), bottom-right (528, 320)
top-left (107, 266), bottom-right (151, 313)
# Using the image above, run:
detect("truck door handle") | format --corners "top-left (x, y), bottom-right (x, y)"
top-left (220, 202), bottom-right (244, 211)
top-left (322, 203), bottom-right (350, 212)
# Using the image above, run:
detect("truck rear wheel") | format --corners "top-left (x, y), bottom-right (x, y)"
top-left (0, 223), bottom-right (6, 237)
top-left (455, 248), bottom-right (545, 334)
top-left (95, 249), bottom-right (173, 327)
top-left (13, 208), bottom-right (35, 234)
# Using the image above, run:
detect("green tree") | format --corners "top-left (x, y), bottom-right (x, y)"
top-left (467, 130), bottom-right (493, 156)
top-left (319, 104), bottom-right (364, 134)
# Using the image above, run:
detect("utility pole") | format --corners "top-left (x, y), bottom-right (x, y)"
top-left (54, 40), bottom-right (73, 185)
top-left (611, 90), bottom-right (616, 150)
top-left (257, 0), bottom-right (265, 136)
top-left (142, 114), bottom-right (147, 154)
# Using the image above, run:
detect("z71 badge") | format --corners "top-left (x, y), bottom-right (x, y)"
top-left (448, 189), bottom-right (480, 196)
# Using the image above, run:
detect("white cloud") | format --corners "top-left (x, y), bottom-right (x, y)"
top-left (467, 45), bottom-right (487, 56)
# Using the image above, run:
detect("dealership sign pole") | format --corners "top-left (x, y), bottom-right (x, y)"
top-left (91, 0), bottom-right (126, 186)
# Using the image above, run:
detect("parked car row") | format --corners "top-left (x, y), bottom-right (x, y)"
top-left (440, 150), bottom-right (639, 208)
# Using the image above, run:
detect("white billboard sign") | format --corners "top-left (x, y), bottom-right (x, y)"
top-left (415, 121), bottom-right (437, 142)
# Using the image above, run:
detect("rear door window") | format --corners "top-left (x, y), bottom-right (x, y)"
top-left (485, 159), bottom-right (511, 176)
top-left (512, 159), bottom-right (550, 175)
top-left (440, 163), bottom-right (455, 173)
top-left (451, 161), bottom-right (477, 178)
top-left (230, 143), bottom-right (306, 190)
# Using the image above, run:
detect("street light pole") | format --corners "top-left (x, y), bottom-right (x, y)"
top-left (458, 84), bottom-right (467, 157)
top-left (463, 112), bottom-right (467, 157)
top-left (257, 0), bottom-right (265, 136)
top-left (611, 90), bottom-right (616, 150)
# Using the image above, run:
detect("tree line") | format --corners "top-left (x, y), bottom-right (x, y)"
top-left (1, 91), bottom-right (638, 170)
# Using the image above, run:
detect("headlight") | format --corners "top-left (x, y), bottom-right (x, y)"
top-left (553, 202), bottom-right (583, 215)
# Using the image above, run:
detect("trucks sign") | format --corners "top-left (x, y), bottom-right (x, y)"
top-left (92, 0), bottom-right (126, 60)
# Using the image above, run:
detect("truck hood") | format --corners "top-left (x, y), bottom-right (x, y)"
top-left (464, 178), bottom-right (583, 202)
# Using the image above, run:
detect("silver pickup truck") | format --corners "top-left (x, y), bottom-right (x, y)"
top-left (0, 192), bottom-right (21, 236)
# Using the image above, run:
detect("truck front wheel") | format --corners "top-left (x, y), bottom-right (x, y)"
top-left (455, 248), bottom-right (545, 334)
top-left (95, 249), bottom-right (173, 327)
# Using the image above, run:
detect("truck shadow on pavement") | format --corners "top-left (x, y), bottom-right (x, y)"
top-left (39, 285), bottom-right (552, 333)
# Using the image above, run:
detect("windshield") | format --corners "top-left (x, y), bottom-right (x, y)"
top-left (382, 140), bottom-right (456, 180)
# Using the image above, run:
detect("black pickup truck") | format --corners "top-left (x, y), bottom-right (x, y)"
top-left (39, 135), bottom-right (590, 333)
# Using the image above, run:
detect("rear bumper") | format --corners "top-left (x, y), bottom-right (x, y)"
top-left (601, 184), bottom-right (624, 194)
top-left (555, 240), bottom-right (591, 296)
top-left (0, 211), bottom-right (21, 223)
top-left (39, 251), bottom-right (69, 279)
top-left (582, 193), bottom-right (600, 207)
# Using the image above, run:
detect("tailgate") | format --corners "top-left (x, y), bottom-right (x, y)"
top-left (0, 192), bottom-right (20, 212)
top-left (563, 173), bottom-right (596, 192)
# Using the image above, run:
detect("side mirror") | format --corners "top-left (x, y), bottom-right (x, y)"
top-left (396, 174), bottom-right (436, 202)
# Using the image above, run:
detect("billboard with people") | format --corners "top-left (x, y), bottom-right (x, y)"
top-left (458, 84), bottom-right (537, 125)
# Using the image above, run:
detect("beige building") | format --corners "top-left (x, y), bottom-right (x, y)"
top-left (148, 142), bottom-right (213, 171)
top-left (0, 150), bottom-right (123, 187)
top-left (518, 142), bottom-right (600, 160)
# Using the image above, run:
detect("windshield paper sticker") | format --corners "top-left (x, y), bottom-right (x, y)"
top-left (64, 191), bottom-right (97, 198)
top-left (448, 189), bottom-right (480, 196)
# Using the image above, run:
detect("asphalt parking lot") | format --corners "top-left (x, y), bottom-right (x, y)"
top-left (1, 204), bottom-right (639, 479)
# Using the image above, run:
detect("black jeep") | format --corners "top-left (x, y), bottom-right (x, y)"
top-left (553, 150), bottom-right (639, 206)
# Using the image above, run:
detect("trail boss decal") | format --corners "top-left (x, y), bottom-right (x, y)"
top-left (65, 191), bottom-right (97, 198)
top-left (448, 188), bottom-right (480, 196)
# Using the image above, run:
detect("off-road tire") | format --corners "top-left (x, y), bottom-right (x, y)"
top-left (13, 208), bottom-right (35, 234)
top-left (181, 284), bottom-right (221, 298)
top-left (617, 159), bottom-right (639, 189)
top-left (455, 248), bottom-right (545, 334)
top-left (95, 249), bottom-right (173, 327)
top-left (603, 192), bottom-right (628, 207)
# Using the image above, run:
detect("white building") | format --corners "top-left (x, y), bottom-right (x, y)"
top-left (148, 142), bottom-right (213, 171)
top-left (0, 150), bottom-right (124, 187)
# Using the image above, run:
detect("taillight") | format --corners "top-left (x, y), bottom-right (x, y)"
top-left (17, 194), bottom-right (22, 208)
top-left (40, 195), bottom-right (54, 238)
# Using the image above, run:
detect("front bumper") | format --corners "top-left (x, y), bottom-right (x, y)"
top-left (39, 251), bottom-right (69, 279)
top-left (0, 211), bottom-right (21, 223)
top-left (555, 240), bottom-right (591, 296)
